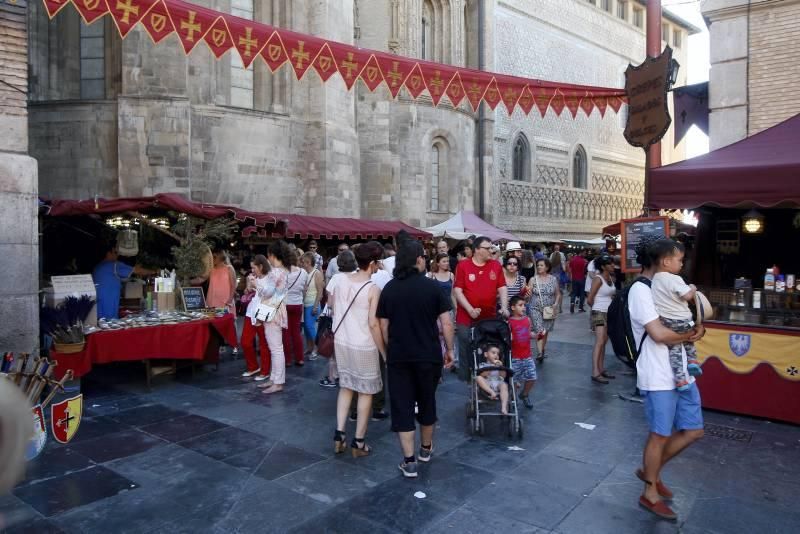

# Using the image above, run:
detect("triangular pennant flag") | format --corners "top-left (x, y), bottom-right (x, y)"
top-left (533, 88), bottom-right (553, 118)
top-left (403, 63), bottom-right (426, 99)
top-left (42, 0), bottom-right (70, 19)
top-left (496, 77), bottom-right (525, 115)
top-left (165, 0), bottom-right (216, 54)
top-left (202, 17), bottom-right (234, 59)
top-left (562, 90), bottom-right (581, 119)
top-left (259, 31), bottom-right (288, 72)
top-left (141, 0), bottom-right (174, 44)
top-left (418, 63), bottom-right (457, 106)
top-left (445, 72), bottom-right (466, 108)
top-left (374, 53), bottom-right (416, 98)
top-left (359, 55), bottom-right (385, 92)
top-left (72, 0), bottom-right (109, 25)
top-left (517, 86), bottom-right (535, 115)
top-left (329, 42), bottom-right (370, 90)
top-left (482, 79), bottom-right (502, 111)
top-left (279, 30), bottom-right (327, 80)
top-left (312, 42), bottom-right (338, 82)
top-left (592, 95), bottom-right (608, 118)
top-left (458, 70), bottom-right (492, 112)
top-left (608, 96), bottom-right (624, 114)
top-left (108, 0), bottom-right (158, 38)
top-left (550, 91), bottom-right (566, 116)
top-left (580, 93), bottom-right (595, 117)
top-left (226, 15), bottom-right (271, 68)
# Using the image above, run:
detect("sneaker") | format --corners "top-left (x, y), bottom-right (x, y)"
top-left (371, 411), bottom-right (389, 421)
top-left (242, 368), bottom-right (261, 377)
top-left (418, 444), bottom-right (434, 463)
top-left (348, 412), bottom-right (357, 422)
top-left (308, 351), bottom-right (319, 361)
top-left (398, 461), bottom-right (418, 478)
top-left (254, 374), bottom-right (270, 382)
top-left (319, 377), bottom-right (337, 388)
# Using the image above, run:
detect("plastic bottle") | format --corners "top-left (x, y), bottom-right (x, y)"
top-left (776, 275), bottom-right (786, 293)
top-left (764, 268), bottom-right (775, 291)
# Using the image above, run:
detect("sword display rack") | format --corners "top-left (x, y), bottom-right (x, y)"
top-left (1, 352), bottom-right (73, 410)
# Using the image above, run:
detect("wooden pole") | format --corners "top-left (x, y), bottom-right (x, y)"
top-left (645, 0), bottom-right (663, 215)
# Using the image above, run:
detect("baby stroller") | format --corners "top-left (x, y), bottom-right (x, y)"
top-left (465, 319), bottom-right (523, 439)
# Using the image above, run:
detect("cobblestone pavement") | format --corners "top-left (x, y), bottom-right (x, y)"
top-left (3, 312), bottom-right (800, 533)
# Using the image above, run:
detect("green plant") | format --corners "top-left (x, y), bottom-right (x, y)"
top-left (170, 215), bottom-right (238, 283)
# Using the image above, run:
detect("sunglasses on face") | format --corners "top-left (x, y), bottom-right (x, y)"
top-left (478, 246), bottom-right (492, 250)
top-left (507, 262), bottom-right (519, 266)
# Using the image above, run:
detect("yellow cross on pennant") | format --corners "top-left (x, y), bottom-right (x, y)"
top-left (239, 27), bottom-right (258, 56)
top-left (429, 71), bottom-right (444, 95)
top-left (341, 52), bottom-right (359, 79)
top-left (116, 0), bottom-right (139, 24)
top-left (292, 41), bottom-right (310, 70)
top-left (181, 11), bottom-right (202, 42)
top-left (386, 61), bottom-right (403, 87)
top-left (467, 83), bottom-right (484, 101)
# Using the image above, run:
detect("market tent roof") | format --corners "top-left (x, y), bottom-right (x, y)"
top-left (561, 238), bottom-right (609, 246)
top-left (243, 213), bottom-right (430, 240)
top-left (423, 211), bottom-right (521, 242)
top-left (648, 113), bottom-right (800, 209)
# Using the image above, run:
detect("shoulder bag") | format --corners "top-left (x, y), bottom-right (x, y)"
top-left (535, 275), bottom-right (556, 321)
top-left (254, 269), bottom-right (301, 323)
top-left (317, 281), bottom-right (372, 358)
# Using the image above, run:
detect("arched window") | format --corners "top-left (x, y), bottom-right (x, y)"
top-left (512, 134), bottom-right (530, 181)
top-left (422, 1), bottom-right (434, 60)
top-left (431, 144), bottom-right (440, 211)
top-left (573, 145), bottom-right (588, 189)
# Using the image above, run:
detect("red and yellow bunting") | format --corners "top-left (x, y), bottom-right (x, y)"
top-left (41, 0), bottom-right (628, 118)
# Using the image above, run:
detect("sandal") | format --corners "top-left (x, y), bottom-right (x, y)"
top-left (601, 371), bottom-right (616, 379)
top-left (591, 375), bottom-right (609, 384)
top-left (351, 437), bottom-right (371, 458)
top-left (520, 395), bottom-right (534, 410)
top-left (334, 430), bottom-right (347, 454)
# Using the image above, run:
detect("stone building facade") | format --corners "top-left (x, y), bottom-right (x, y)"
top-left (703, 0), bottom-right (800, 150)
top-left (1, 0), bottom-right (39, 351)
top-left (28, 0), bottom-right (695, 239)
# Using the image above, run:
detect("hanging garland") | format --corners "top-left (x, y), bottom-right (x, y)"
top-left (41, 0), bottom-right (628, 118)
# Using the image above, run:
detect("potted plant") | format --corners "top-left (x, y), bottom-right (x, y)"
top-left (40, 295), bottom-right (95, 354)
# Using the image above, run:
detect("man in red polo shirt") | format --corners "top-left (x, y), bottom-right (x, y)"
top-left (453, 236), bottom-right (508, 371)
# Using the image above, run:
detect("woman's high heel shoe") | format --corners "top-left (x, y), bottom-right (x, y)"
top-left (334, 430), bottom-right (347, 454)
top-left (351, 437), bottom-right (371, 458)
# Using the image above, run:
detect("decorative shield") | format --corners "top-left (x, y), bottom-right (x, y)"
top-left (25, 405), bottom-right (48, 461)
top-left (50, 394), bottom-right (83, 444)
top-left (729, 334), bottom-right (751, 358)
top-left (623, 46), bottom-right (673, 150)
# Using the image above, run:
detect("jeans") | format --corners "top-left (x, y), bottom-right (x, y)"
top-left (571, 280), bottom-right (586, 309)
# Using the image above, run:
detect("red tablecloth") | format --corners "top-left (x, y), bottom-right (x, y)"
top-left (51, 316), bottom-right (237, 379)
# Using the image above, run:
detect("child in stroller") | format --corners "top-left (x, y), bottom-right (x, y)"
top-left (476, 344), bottom-right (510, 415)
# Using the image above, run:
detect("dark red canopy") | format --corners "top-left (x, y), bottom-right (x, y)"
top-left (648, 113), bottom-right (800, 209)
top-left (243, 213), bottom-right (431, 240)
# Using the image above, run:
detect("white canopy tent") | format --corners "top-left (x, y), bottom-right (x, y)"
top-left (424, 211), bottom-right (521, 242)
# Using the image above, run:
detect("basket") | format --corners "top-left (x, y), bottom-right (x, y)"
top-left (53, 341), bottom-right (86, 354)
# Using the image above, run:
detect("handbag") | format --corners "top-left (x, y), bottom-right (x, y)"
top-left (535, 275), bottom-right (556, 321)
top-left (254, 269), bottom-right (302, 324)
top-left (317, 281), bottom-right (372, 358)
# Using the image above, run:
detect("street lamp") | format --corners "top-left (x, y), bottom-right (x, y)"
top-left (667, 58), bottom-right (680, 91)
top-left (742, 209), bottom-right (764, 234)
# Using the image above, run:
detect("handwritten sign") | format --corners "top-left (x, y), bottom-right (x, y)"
top-left (181, 287), bottom-right (206, 311)
top-left (621, 217), bottom-right (669, 273)
top-left (624, 47), bottom-right (673, 150)
top-left (51, 275), bottom-right (97, 297)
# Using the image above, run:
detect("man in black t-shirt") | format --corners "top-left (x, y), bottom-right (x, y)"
top-left (377, 239), bottom-right (454, 479)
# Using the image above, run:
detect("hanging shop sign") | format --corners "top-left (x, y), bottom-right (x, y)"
top-left (41, 0), bottom-right (627, 119)
top-left (623, 47), bottom-right (673, 149)
top-left (620, 216), bottom-right (669, 273)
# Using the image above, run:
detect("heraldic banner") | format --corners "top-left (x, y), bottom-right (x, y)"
top-left (40, 0), bottom-right (627, 118)
top-left (695, 324), bottom-right (800, 382)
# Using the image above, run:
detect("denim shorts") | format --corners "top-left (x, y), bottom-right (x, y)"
top-left (642, 383), bottom-right (703, 437)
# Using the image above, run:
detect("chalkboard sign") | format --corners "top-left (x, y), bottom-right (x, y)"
top-left (181, 287), bottom-right (206, 311)
top-left (621, 217), bottom-right (669, 273)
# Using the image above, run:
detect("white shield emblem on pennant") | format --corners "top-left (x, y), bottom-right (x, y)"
top-left (729, 334), bottom-right (751, 357)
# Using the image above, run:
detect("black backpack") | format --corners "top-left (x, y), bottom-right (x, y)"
top-left (607, 276), bottom-right (651, 369)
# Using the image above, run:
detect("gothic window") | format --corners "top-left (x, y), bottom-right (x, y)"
top-left (80, 20), bottom-right (105, 99)
top-left (512, 134), bottom-right (530, 182)
top-left (231, 0), bottom-right (255, 108)
top-left (601, 0), bottom-right (611, 13)
top-left (421, 0), bottom-right (451, 63)
top-left (573, 146), bottom-right (588, 189)
top-left (431, 145), bottom-right (440, 211)
top-left (430, 138), bottom-right (449, 211)
top-left (422, 1), bottom-right (433, 61)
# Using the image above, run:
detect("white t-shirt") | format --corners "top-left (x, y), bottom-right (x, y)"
top-left (585, 260), bottom-right (597, 294)
top-left (382, 256), bottom-right (396, 276)
top-left (371, 269), bottom-right (392, 290)
top-left (651, 272), bottom-right (692, 321)
top-left (325, 257), bottom-right (339, 282)
top-left (630, 281), bottom-right (693, 392)
top-left (285, 268), bottom-right (308, 306)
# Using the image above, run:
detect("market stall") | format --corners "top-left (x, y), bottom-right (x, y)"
top-left (648, 112), bottom-right (800, 424)
top-left (423, 210), bottom-right (521, 242)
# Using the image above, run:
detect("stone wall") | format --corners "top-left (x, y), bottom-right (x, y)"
top-left (1, 0), bottom-right (39, 351)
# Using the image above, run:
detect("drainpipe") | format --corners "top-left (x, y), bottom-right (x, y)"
top-left (477, 0), bottom-right (485, 218)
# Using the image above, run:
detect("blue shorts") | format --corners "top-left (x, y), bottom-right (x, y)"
top-left (511, 357), bottom-right (537, 382)
top-left (642, 383), bottom-right (703, 437)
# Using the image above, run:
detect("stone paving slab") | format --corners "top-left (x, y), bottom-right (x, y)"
top-left (3, 337), bottom-right (800, 533)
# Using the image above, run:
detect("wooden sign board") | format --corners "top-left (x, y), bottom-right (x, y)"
top-left (620, 216), bottom-right (669, 273)
top-left (624, 47), bottom-right (673, 150)
top-left (181, 287), bottom-right (206, 311)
